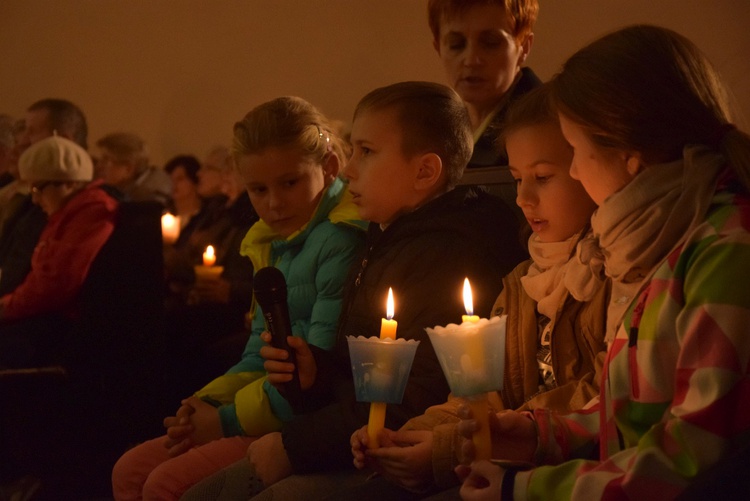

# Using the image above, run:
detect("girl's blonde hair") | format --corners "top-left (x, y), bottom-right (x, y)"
top-left (550, 25), bottom-right (750, 192)
top-left (232, 96), bottom-right (345, 167)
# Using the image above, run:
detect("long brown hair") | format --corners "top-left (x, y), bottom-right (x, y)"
top-left (550, 25), bottom-right (750, 190)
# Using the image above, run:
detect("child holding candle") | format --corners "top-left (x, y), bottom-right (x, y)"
top-left (179, 81), bottom-right (526, 500)
top-left (340, 84), bottom-right (609, 499)
top-left (458, 25), bottom-right (750, 500)
top-left (111, 96), bottom-right (367, 500)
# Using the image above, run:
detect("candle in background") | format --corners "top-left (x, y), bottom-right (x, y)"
top-left (161, 213), bottom-right (180, 244)
top-left (194, 244), bottom-right (224, 287)
top-left (462, 278), bottom-right (480, 324)
top-left (203, 245), bottom-right (217, 267)
top-left (368, 288), bottom-right (397, 448)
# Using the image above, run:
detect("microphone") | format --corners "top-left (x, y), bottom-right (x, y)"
top-left (253, 266), bottom-right (302, 409)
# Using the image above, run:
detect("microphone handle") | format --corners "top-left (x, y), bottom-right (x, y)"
top-left (262, 306), bottom-right (303, 409)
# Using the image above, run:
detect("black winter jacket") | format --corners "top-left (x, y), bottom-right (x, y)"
top-left (281, 186), bottom-right (527, 473)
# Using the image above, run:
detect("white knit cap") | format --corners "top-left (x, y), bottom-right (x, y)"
top-left (19, 134), bottom-right (93, 182)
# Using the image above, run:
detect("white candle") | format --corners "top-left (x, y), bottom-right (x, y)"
top-left (202, 245), bottom-right (216, 267)
top-left (161, 213), bottom-right (180, 244)
top-left (460, 278), bottom-right (490, 460)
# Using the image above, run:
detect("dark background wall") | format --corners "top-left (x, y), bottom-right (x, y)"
top-left (2, 0), bottom-right (748, 165)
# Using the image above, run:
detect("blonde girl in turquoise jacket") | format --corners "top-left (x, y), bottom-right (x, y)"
top-left (112, 97), bottom-right (366, 501)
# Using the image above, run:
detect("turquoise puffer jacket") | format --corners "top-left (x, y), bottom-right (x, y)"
top-left (195, 177), bottom-right (366, 436)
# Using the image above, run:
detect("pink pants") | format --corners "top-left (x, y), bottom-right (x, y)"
top-left (111, 434), bottom-right (257, 501)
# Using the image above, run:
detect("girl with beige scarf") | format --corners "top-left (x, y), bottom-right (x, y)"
top-left (460, 25), bottom-right (750, 501)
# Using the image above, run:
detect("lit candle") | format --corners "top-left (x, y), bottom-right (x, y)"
top-left (380, 288), bottom-right (397, 339)
top-left (462, 278), bottom-right (480, 324)
top-left (461, 279), bottom-right (484, 369)
top-left (203, 245), bottom-right (216, 267)
top-left (194, 245), bottom-right (224, 286)
top-left (368, 288), bottom-right (397, 448)
top-left (460, 278), bottom-right (491, 460)
top-left (161, 213), bottom-right (180, 244)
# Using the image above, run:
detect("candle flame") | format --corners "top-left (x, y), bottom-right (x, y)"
top-left (205, 245), bottom-right (215, 259)
top-left (386, 287), bottom-right (395, 320)
top-left (161, 213), bottom-right (180, 243)
top-left (463, 278), bottom-right (474, 316)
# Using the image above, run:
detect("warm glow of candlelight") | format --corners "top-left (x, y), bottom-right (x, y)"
top-left (161, 213), bottom-right (180, 244)
top-left (462, 278), bottom-right (479, 323)
top-left (203, 245), bottom-right (217, 267)
top-left (463, 278), bottom-right (473, 315)
top-left (460, 278), bottom-right (486, 456)
top-left (380, 288), bottom-right (397, 340)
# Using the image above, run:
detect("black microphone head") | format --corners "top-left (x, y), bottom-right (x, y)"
top-left (253, 266), bottom-right (288, 307)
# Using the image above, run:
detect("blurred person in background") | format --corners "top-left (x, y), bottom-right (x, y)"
top-left (96, 132), bottom-right (172, 206)
top-left (0, 98), bottom-right (88, 296)
top-left (0, 135), bottom-right (117, 368)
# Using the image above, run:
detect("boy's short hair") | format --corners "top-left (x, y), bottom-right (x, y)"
top-left (496, 84), bottom-right (557, 151)
top-left (28, 98), bottom-right (88, 150)
top-left (427, 0), bottom-right (539, 45)
top-left (353, 81), bottom-right (472, 188)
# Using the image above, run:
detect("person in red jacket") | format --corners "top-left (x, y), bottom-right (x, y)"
top-left (0, 134), bottom-right (118, 368)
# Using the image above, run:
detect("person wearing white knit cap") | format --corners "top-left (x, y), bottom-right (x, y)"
top-left (0, 134), bottom-right (119, 367)
top-left (0, 98), bottom-right (88, 298)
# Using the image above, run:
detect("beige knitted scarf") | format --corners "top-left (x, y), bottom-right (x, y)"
top-left (521, 227), bottom-right (603, 323)
top-left (591, 145), bottom-right (726, 340)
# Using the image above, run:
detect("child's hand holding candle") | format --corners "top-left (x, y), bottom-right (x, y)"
top-left (348, 287), bottom-right (420, 451)
top-left (424, 278), bottom-right (507, 461)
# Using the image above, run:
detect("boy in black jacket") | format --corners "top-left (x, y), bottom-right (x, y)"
top-left (180, 81), bottom-right (526, 499)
